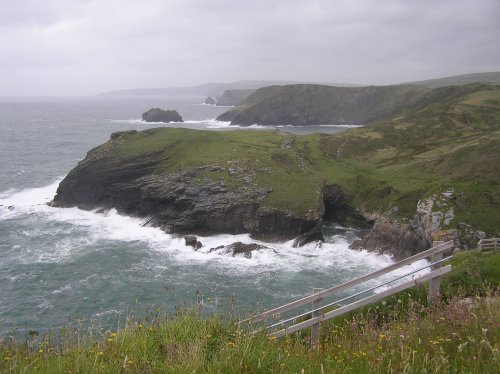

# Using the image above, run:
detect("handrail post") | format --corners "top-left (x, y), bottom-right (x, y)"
top-left (428, 241), bottom-right (444, 303)
top-left (311, 288), bottom-right (324, 346)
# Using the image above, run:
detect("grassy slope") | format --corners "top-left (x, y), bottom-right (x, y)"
top-left (1, 250), bottom-right (498, 373)
top-left (408, 71), bottom-right (500, 88)
top-left (219, 84), bottom-right (430, 125)
top-left (322, 84), bottom-right (500, 233)
top-left (92, 83), bottom-right (500, 235)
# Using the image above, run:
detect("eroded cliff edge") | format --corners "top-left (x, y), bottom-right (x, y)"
top-left (53, 83), bottom-right (500, 258)
top-left (52, 129), bottom-right (359, 245)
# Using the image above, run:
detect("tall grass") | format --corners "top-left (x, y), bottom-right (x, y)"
top-left (1, 250), bottom-right (499, 373)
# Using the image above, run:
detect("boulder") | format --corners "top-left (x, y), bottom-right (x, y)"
top-left (350, 218), bottom-right (428, 260)
top-left (209, 242), bottom-right (273, 258)
top-left (184, 235), bottom-right (202, 250)
top-left (292, 224), bottom-right (324, 247)
top-left (142, 108), bottom-right (183, 123)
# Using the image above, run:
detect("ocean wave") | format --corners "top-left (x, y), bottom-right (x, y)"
top-left (0, 181), bottom-right (429, 290)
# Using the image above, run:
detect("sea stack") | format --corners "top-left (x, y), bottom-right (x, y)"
top-left (204, 96), bottom-right (216, 105)
top-left (142, 108), bottom-right (183, 123)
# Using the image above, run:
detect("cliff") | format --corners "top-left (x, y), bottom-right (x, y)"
top-left (216, 84), bottom-right (430, 126)
top-left (53, 83), bottom-right (500, 257)
top-left (216, 89), bottom-right (256, 106)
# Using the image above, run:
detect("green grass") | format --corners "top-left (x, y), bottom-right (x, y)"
top-left (77, 83), bottom-right (500, 235)
top-left (1, 250), bottom-right (499, 373)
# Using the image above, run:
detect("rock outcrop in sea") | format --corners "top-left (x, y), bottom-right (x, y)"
top-left (204, 97), bottom-right (216, 105)
top-left (142, 108), bottom-right (183, 123)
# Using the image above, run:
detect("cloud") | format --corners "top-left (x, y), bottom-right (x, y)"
top-left (0, 0), bottom-right (499, 95)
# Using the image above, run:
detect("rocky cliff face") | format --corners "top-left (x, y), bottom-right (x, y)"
top-left (216, 89), bottom-right (256, 106)
top-left (51, 81), bottom-right (500, 257)
top-left (51, 130), bottom-right (327, 243)
top-left (350, 217), bottom-right (429, 260)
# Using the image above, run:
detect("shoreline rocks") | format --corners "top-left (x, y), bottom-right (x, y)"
top-left (209, 242), bottom-right (274, 258)
top-left (350, 218), bottom-right (428, 260)
top-left (185, 235), bottom-right (203, 250)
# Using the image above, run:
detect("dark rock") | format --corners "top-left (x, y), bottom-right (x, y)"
top-left (204, 96), bottom-right (216, 105)
top-left (50, 128), bottom-right (370, 245)
top-left (292, 224), bottom-right (324, 247)
top-left (209, 245), bottom-right (225, 253)
top-left (322, 184), bottom-right (372, 228)
top-left (110, 130), bottom-right (137, 139)
top-left (185, 235), bottom-right (202, 250)
top-left (350, 218), bottom-right (429, 260)
top-left (8, 205), bottom-right (15, 211)
top-left (142, 108), bottom-right (183, 123)
top-left (209, 242), bottom-right (273, 258)
top-left (51, 155), bottom-right (318, 242)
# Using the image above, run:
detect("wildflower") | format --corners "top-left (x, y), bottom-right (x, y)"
top-left (107, 338), bottom-right (113, 342)
top-left (111, 333), bottom-right (116, 337)
top-left (382, 301), bottom-right (387, 306)
top-left (379, 334), bottom-right (386, 339)
top-left (138, 324), bottom-right (143, 329)
top-left (98, 351), bottom-right (104, 356)
top-left (440, 317), bottom-right (445, 321)
top-left (38, 349), bottom-right (43, 353)
top-left (482, 328), bottom-right (488, 334)
top-left (128, 360), bottom-right (133, 365)
top-left (397, 299), bottom-right (402, 304)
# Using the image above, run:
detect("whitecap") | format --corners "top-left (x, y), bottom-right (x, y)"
top-left (0, 180), bottom-right (428, 289)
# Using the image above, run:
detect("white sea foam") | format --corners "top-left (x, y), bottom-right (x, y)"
top-left (0, 181), bottom-right (429, 287)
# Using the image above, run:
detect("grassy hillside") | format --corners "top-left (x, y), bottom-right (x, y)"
top-left (408, 71), bottom-right (500, 88)
top-left (1, 250), bottom-right (498, 373)
top-left (320, 83), bottom-right (500, 233)
top-left (96, 83), bottom-right (500, 236)
top-left (217, 84), bottom-right (430, 125)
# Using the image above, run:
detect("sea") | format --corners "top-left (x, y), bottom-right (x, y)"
top-left (0, 95), bottom-right (428, 337)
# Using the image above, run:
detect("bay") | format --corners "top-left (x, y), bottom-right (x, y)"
top-left (0, 96), bottom-right (425, 336)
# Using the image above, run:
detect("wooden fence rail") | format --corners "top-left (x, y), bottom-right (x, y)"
top-left (244, 240), bottom-right (454, 345)
top-left (478, 238), bottom-right (499, 251)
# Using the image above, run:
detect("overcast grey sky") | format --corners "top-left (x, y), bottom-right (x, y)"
top-left (1, 0), bottom-right (499, 95)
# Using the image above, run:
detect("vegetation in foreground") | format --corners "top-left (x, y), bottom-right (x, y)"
top-left (1, 250), bottom-right (499, 373)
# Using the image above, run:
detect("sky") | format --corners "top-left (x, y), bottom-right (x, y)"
top-left (1, 0), bottom-right (499, 96)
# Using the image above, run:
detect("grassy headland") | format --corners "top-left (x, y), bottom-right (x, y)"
top-left (1, 250), bottom-right (499, 373)
top-left (79, 83), bottom-right (500, 237)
